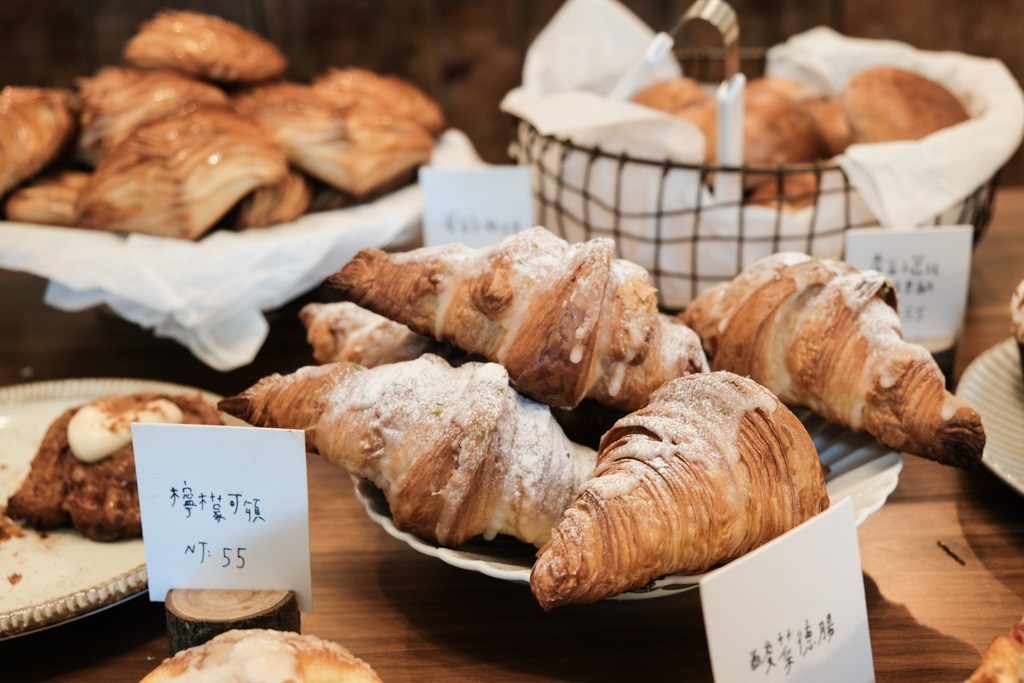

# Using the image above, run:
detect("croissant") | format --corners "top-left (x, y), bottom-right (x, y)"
top-left (123, 10), bottom-right (287, 84)
top-left (0, 86), bottom-right (77, 196)
top-left (680, 252), bottom-right (985, 468)
top-left (233, 81), bottom-right (434, 198)
top-left (328, 226), bottom-right (709, 411)
top-left (76, 67), bottom-right (230, 166)
top-left (75, 105), bottom-right (288, 239)
top-left (219, 355), bottom-right (597, 548)
top-left (531, 371), bottom-right (828, 609)
top-left (4, 169), bottom-right (89, 226)
top-left (299, 301), bottom-right (449, 366)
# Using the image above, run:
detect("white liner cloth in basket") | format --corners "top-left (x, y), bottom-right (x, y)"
top-left (0, 130), bottom-right (480, 371)
top-left (501, 0), bottom-right (1023, 309)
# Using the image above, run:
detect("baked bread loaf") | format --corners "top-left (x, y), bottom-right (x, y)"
top-left (6, 392), bottom-right (222, 541)
top-left (123, 10), bottom-right (287, 84)
top-left (841, 66), bottom-right (969, 143)
top-left (313, 67), bottom-right (446, 136)
top-left (0, 86), bottom-right (76, 196)
top-left (299, 301), bottom-right (448, 366)
top-left (631, 76), bottom-right (710, 115)
top-left (140, 628), bottom-right (382, 682)
top-left (76, 67), bottom-right (230, 166)
top-left (219, 355), bottom-right (597, 548)
top-left (4, 169), bottom-right (89, 226)
top-left (328, 226), bottom-right (709, 411)
top-left (531, 371), bottom-right (828, 609)
top-left (681, 252), bottom-right (985, 468)
top-left (964, 617), bottom-right (1024, 683)
top-left (234, 81), bottom-right (434, 198)
top-left (75, 105), bottom-right (288, 239)
top-left (747, 171), bottom-right (819, 211)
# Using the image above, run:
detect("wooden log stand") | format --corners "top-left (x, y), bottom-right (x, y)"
top-left (164, 588), bottom-right (300, 654)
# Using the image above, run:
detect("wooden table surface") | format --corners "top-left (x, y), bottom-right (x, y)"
top-left (1, 190), bottom-right (1023, 682)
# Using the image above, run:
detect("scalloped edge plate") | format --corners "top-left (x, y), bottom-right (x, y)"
top-left (352, 409), bottom-right (902, 599)
top-left (0, 377), bottom-right (228, 640)
top-left (956, 338), bottom-right (1024, 496)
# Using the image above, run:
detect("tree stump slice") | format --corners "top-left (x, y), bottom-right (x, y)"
top-left (165, 588), bottom-right (300, 654)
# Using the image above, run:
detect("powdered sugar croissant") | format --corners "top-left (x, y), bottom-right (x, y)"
top-left (681, 252), bottom-right (984, 468)
top-left (219, 355), bottom-right (596, 548)
top-left (328, 226), bottom-right (709, 411)
top-left (531, 371), bottom-right (828, 609)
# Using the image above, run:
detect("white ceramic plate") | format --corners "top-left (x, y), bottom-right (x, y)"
top-left (352, 409), bottom-right (903, 599)
top-left (956, 338), bottom-right (1024, 495)
top-left (0, 377), bottom-right (227, 640)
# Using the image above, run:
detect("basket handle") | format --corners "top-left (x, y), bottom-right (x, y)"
top-left (607, 0), bottom-right (740, 100)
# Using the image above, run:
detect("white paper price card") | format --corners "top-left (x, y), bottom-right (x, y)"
top-left (844, 225), bottom-right (973, 347)
top-left (133, 423), bottom-right (313, 611)
top-left (420, 166), bottom-right (534, 248)
top-left (699, 499), bottom-right (873, 683)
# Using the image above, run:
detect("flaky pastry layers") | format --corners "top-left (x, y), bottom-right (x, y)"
top-left (219, 355), bottom-right (597, 548)
top-left (531, 371), bottom-right (828, 609)
top-left (234, 168), bottom-right (312, 229)
top-left (329, 226), bottom-right (709, 411)
top-left (75, 105), bottom-right (288, 239)
top-left (299, 301), bottom-right (446, 366)
top-left (313, 67), bottom-right (446, 136)
top-left (234, 81), bottom-right (435, 198)
top-left (4, 169), bottom-right (90, 226)
top-left (965, 617), bottom-right (1024, 683)
top-left (6, 393), bottom-right (222, 542)
top-left (76, 67), bottom-right (230, 165)
top-left (681, 252), bottom-right (984, 468)
top-left (0, 86), bottom-right (77, 196)
top-left (123, 10), bottom-right (287, 84)
top-left (140, 629), bottom-right (382, 683)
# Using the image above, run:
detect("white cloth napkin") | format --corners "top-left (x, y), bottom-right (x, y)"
top-left (0, 129), bottom-right (478, 371)
top-left (767, 27), bottom-right (1024, 228)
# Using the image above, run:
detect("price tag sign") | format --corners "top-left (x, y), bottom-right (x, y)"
top-left (844, 225), bottom-right (973, 347)
top-left (419, 166), bottom-right (534, 248)
top-left (699, 499), bottom-right (873, 683)
top-left (133, 423), bottom-right (312, 611)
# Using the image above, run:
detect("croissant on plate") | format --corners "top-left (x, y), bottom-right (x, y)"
top-left (531, 371), bottom-right (829, 609)
top-left (680, 252), bottom-right (985, 468)
top-left (122, 10), bottom-right (287, 84)
top-left (219, 354), bottom-right (597, 548)
top-left (328, 226), bottom-right (709, 411)
top-left (299, 301), bottom-right (452, 366)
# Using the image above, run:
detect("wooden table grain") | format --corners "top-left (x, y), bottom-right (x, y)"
top-left (2, 190), bottom-right (1023, 682)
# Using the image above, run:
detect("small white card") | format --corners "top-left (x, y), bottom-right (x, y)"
top-left (133, 423), bottom-right (313, 611)
top-left (419, 166), bottom-right (534, 248)
top-left (844, 225), bottom-right (973, 347)
top-left (700, 499), bottom-right (873, 683)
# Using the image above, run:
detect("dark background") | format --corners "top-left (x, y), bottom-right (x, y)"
top-left (2, 0), bottom-right (1022, 181)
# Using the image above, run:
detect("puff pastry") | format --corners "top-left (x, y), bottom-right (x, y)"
top-left (4, 169), bottom-right (89, 226)
top-left (531, 371), bottom-right (828, 609)
top-left (233, 168), bottom-right (311, 229)
top-left (0, 86), bottom-right (76, 195)
top-left (329, 226), bottom-right (709, 411)
top-left (313, 67), bottom-right (445, 136)
top-left (75, 105), bottom-right (288, 239)
top-left (965, 617), bottom-right (1024, 683)
top-left (234, 81), bottom-right (434, 198)
top-left (76, 67), bottom-right (229, 166)
top-left (219, 355), bottom-right (597, 548)
top-left (123, 10), bottom-right (287, 83)
top-left (681, 252), bottom-right (985, 468)
top-left (141, 629), bottom-right (382, 682)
